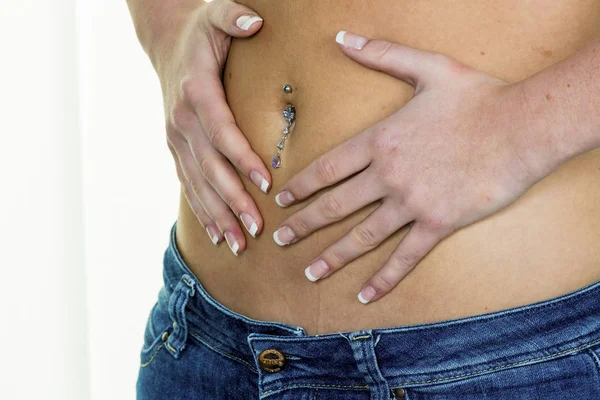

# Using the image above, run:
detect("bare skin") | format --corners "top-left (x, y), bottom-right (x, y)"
top-left (136, 0), bottom-right (600, 336)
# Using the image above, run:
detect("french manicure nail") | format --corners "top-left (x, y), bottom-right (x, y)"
top-left (224, 231), bottom-right (240, 256)
top-left (250, 170), bottom-right (270, 193)
top-left (358, 285), bottom-right (376, 304)
top-left (335, 30), bottom-right (369, 50)
top-left (240, 213), bottom-right (258, 237)
top-left (273, 226), bottom-right (296, 246)
top-left (305, 260), bottom-right (330, 282)
top-left (275, 191), bottom-right (295, 207)
top-left (205, 226), bottom-right (220, 245)
top-left (236, 15), bottom-right (263, 31)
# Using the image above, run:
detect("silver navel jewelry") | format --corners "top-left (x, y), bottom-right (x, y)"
top-left (271, 85), bottom-right (296, 169)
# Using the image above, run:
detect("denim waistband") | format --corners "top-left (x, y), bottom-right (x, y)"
top-left (162, 220), bottom-right (600, 390)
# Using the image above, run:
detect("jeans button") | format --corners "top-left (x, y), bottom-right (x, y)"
top-left (258, 349), bottom-right (286, 373)
top-left (393, 388), bottom-right (405, 398)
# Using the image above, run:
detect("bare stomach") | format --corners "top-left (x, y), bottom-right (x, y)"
top-left (175, 0), bottom-right (600, 336)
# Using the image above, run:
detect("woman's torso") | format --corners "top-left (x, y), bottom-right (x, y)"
top-left (175, 0), bottom-right (600, 336)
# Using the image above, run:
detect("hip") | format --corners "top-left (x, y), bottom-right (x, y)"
top-left (136, 221), bottom-right (600, 399)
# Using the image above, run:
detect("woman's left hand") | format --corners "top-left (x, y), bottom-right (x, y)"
top-left (273, 31), bottom-right (558, 304)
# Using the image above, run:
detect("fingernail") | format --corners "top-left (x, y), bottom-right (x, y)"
top-left (240, 213), bottom-right (258, 237)
top-left (305, 260), bottom-right (330, 282)
top-left (236, 15), bottom-right (263, 31)
top-left (205, 226), bottom-right (220, 245)
top-left (273, 226), bottom-right (296, 246)
top-left (275, 191), bottom-right (295, 207)
top-left (358, 285), bottom-right (376, 304)
top-left (335, 30), bottom-right (368, 50)
top-left (224, 231), bottom-right (240, 256)
top-left (250, 170), bottom-right (270, 193)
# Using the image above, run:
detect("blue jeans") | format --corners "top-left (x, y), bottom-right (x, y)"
top-left (136, 221), bottom-right (600, 399)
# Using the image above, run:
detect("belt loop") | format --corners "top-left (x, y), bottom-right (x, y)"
top-left (166, 274), bottom-right (196, 358)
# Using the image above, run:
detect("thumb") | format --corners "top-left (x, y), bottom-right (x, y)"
top-left (207, 0), bottom-right (264, 37)
top-left (335, 30), bottom-right (449, 90)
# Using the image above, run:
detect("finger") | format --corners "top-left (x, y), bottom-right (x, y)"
top-left (277, 131), bottom-right (372, 206)
top-left (334, 30), bottom-right (454, 91)
top-left (184, 130), bottom-right (264, 238)
top-left (273, 170), bottom-right (385, 246)
top-left (182, 73), bottom-right (272, 194)
top-left (170, 132), bottom-right (249, 255)
top-left (206, 0), bottom-right (264, 36)
top-left (357, 222), bottom-right (446, 304)
top-left (304, 202), bottom-right (413, 282)
top-left (168, 140), bottom-right (223, 246)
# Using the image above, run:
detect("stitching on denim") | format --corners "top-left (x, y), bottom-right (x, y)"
top-left (396, 336), bottom-right (600, 386)
top-left (313, 388), bottom-right (318, 400)
top-left (587, 347), bottom-right (600, 374)
top-left (140, 343), bottom-right (164, 368)
top-left (166, 342), bottom-right (177, 353)
top-left (261, 382), bottom-right (369, 396)
top-left (352, 335), bottom-right (371, 340)
top-left (189, 330), bottom-right (258, 373)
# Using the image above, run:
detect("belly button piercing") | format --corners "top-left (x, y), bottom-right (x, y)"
top-left (271, 85), bottom-right (296, 169)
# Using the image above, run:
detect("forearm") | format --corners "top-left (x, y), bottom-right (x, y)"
top-left (516, 38), bottom-right (600, 174)
top-left (126, 0), bottom-right (204, 62)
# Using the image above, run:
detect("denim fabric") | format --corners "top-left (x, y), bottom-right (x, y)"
top-left (136, 221), bottom-right (600, 399)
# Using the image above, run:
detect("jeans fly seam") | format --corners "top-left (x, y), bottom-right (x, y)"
top-left (395, 335), bottom-right (600, 386)
top-left (189, 330), bottom-right (258, 373)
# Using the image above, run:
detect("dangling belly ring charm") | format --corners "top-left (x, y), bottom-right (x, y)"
top-left (271, 85), bottom-right (296, 169)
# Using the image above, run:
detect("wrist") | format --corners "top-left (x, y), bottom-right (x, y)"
top-left (507, 79), bottom-right (577, 180)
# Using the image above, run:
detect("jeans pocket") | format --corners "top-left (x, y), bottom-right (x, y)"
top-left (140, 286), bottom-right (172, 367)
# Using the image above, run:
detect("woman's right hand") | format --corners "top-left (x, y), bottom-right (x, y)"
top-left (132, 0), bottom-right (269, 255)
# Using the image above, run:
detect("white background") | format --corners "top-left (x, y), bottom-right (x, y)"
top-left (0, 1), bottom-right (178, 398)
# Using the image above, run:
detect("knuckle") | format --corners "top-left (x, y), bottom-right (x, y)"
top-left (326, 248), bottom-right (346, 267)
top-left (189, 180), bottom-right (200, 195)
top-left (213, 210), bottom-right (232, 228)
top-left (193, 209), bottom-right (207, 226)
top-left (228, 196), bottom-right (250, 214)
top-left (206, 120), bottom-right (232, 148)
top-left (321, 193), bottom-right (343, 220)
top-left (391, 250), bottom-right (416, 270)
top-left (315, 156), bottom-right (337, 184)
top-left (372, 273), bottom-right (395, 292)
top-left (199, 156), bottom-right (216, 184)
top-left (292, 184), bottom-right (309, 201)
top-left (208, 0), bottom-right (233, 27)
top-left (351, 225), bottom-right (379, 248)
top-left (292, 217), bottom-right (311, 236)
top-left (423, 211), bottom-right (452, 235)
top-left (372, 40), bottom-right (394, 62)
top-left (170, 102), bottom-right (197, 132)
top-left (180, 77), bottom-right (201, 106)
top-left (372, 127), bottom-right (401, 154)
